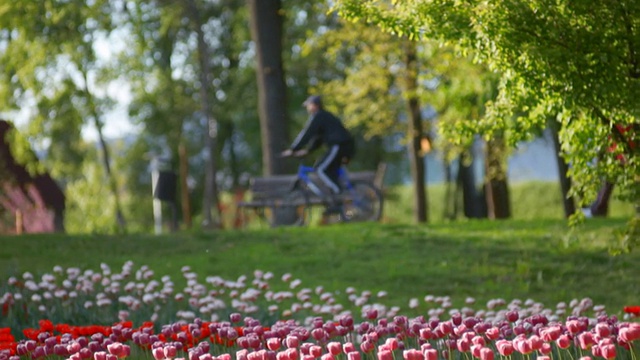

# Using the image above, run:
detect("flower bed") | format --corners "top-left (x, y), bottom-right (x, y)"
top-left (1, 263), bottom-right (639, 360)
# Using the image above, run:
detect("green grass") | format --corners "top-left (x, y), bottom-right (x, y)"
top-left (380, 181), bottom-right (637, 223)
top-left (1, 217), bottom-right (638, 320)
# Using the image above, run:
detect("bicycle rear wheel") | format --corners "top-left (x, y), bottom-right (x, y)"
top-left (270, 188), bottom-right (309, 226)
top-left (342, 181), bottom-right (383, 222)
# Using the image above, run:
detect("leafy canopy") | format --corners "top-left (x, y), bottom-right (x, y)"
top-left (331, 0), bottom-right (639, 209)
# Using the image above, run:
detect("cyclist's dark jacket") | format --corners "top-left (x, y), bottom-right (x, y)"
top-left (289, 110), bottom-right (353, 152)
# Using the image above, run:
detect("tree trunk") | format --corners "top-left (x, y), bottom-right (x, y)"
top-left (82, 71), bottom-right (127, 232)
top-left (484, 137), bottom-right (511, 219)
top-left (548, 121), bottom-right (577, 217)
top-left (457, 153), bottom-right (486, 219)
top-left (403, 40), bottom-right (428, 223)
top-left (247, 0), bottom-right (291, 176)
top-left (179, 143), bottom-right (192, 229)
top-left (186, 0), bottom-right (222, 229)
top-left (443, 160), bottom-right (455, 220)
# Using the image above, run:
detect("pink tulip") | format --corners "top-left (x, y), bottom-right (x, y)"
top-left (347, 352), bottom-right (360, 360)
top-left (485, 327), bottom-right (500, 340)
top-left (309, 346), bottom-right (322, 358)
top-left (495, 340), bottom-right (514, 356)
top-left (95, 351), bottom-right (108, 360)
top-left (326, 342), bottom-right (342, 356)
top-left (472, 335), bottom-right (486, 347)
top-left (456, 338), bottom-right (471, 353)
top-left (537, 357), bottom-right (550, 360)
top-left (540, 343), bottom-right (552, 355)
top-left (578, 332), bottom-right (596, 350)
top-left (301, 356), bottom-right (315, 360)
top-left (285, 336), bottom-right (299, 349)
top-left (237, 350), bottom-right (249, 360)
top-left (556, 334), bottom-right (571, 349)
top-left (106, 343), bottom-right (123, 357)
top-left (595, 323), bottom-right (611, 338)
top-left (218, 355), bottom-right (232, 360)
top-left (453, 324), bottom-right (469, 337)
top-left (513, 336), bottom-right (533, 355)
top-left (377, 350), bottom-right (393, 360)
top-left (164, 346), bottom-right (177, 359)
top-left (267, 338), bottom-right (281, 351)
top-left (529, 335), bottom-right (543, 351)
top-left (286, 348), bottom-right (299, 360)
top-left (67, 342), bottom-right (82, 355)
top-left (423, 349), bottom-right (437, 360)
top-left (320, 354), bottom-right (333, 360)
top-left (150, 348), bottom-right (165, 360)
top-left (311, 329), bottom-right (327, 342)
top-left (619, 323), bottom-right (640, 342)
top-left (365, 309), bottom-right (378, 319)
top-left (402, 349), bottom-right (423, 360)
top-left (540, 326), bottom-right (561, 342)
top-left (506, 310), bottom-right (519, 322)
top-left (438, 321), bottom-right (453, 335)
top-left (79, 348), bottom-right (93, 359)
top-left (419, 328), bottom-right (432, 340)
top-left (479, 347), bottom-right (494, 360)
top-left (385, 338), bottom-right (399, 351)
top-left (601, 344), bottom-right (616, 359)
top-left (579, 357), bottom-right (592, 360)
top-left (230, 313), bottom-right (242, 323)
top-left (566, 320), bottom-right (582, 334)
top-left (360, 341), bottom-right (375, 354)
top-left (591, 345), bottom-right (602, 358)
top-left (470, 344), bottom-right (482, 358)
top-left (342, 343), bottom-right (356, 354)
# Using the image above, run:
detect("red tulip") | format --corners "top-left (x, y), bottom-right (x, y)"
top-left (623, 306), bottom-right (640, 316)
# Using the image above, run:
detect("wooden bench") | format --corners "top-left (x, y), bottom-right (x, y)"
top-left (237, 163), bottom-right (386, 226)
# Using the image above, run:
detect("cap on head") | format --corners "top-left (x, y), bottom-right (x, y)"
top-left (302, 95), bottom-right (322, 108)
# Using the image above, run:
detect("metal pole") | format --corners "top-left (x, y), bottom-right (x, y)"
top-left (151, 158), bottom-right (163, 235)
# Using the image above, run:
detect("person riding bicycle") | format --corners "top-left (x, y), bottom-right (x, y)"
top-left (281, 95), bottom-right (355, 215)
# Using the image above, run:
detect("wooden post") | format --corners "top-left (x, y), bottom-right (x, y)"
top-left (15, 209), bottom-right (23, 235)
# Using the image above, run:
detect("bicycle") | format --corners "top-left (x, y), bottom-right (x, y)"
top-left (276, 154), bottom-right (383, 226)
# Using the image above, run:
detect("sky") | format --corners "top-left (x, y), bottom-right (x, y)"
top-left (9, 31), bottom-right (139, 143)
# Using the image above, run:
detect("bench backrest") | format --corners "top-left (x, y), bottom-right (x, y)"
top-left (248, 170), bottom-right (378, 201)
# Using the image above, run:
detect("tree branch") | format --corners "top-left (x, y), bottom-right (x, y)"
top-left (616, 0), bottom-right (640, 79)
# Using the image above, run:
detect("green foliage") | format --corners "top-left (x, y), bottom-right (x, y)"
top-left (64, 161), bottom-right (118, 234)
top-left (3, 125), bottom-right (44, 177)
top-left (331, 0), bottom-right (640, 218)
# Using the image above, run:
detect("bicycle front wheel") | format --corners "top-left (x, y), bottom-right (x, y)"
top-left (271, 188), bottom-right (309, 227)
top-left (342, 181), bottom-right (383, 222)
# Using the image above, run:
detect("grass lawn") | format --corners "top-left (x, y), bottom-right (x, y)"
top-left (1, 217), bottom-right (638, 323)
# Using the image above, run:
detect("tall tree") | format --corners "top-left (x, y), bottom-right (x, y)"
top-left (403, 40), bottom-right (428, 222)
top-left (0, 0), bottom-right (127, 232)
top-left (248, 0), bottom-right (291, 175)
top-left (332, 0), bottom-right (640, 224)
top-left (184, 0), bottom-right (222, 228)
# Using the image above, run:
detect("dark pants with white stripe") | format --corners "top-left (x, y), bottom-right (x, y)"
top-left (314, 140), bottom-right (355, 194)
